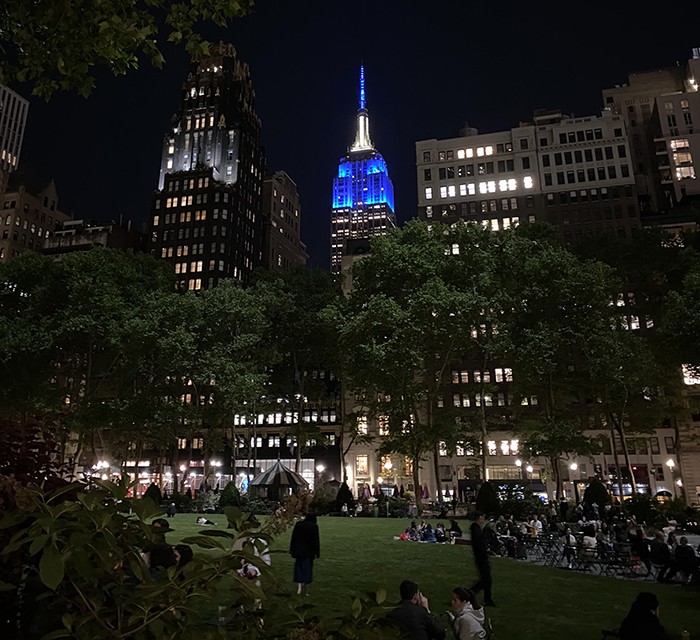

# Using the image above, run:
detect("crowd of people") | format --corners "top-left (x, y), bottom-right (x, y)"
top-left (397, 520), bottom-right (463, 543)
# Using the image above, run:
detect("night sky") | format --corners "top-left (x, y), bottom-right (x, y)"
top-left (16, 1), bottom-right (700, 268)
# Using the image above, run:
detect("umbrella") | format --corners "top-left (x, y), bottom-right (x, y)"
top-left (249, 461), bottom-right (308, 501)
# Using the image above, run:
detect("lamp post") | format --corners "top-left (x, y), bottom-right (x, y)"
top-left (315, 463), bottom-right (325, 490)
top-left (666, 459), bottom-right (676, 499)
top-left (515, 458), bottom-right (525, 481)
top-left (570, 462), bottom-right (580, 505)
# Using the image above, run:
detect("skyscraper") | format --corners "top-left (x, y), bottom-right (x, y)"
top-left (149, 43), bottom-right (265, 290)
top-left (330, 67), bottom-right (396, 273)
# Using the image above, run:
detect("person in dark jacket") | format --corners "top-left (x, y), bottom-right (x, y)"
top-left (386, 579), bottom-right (446, 640)
top-left (289, 513), bottom-right (320, 596)
top-left (469, 512), bottom-right (494, 606)
top-left (618, 592), bottom-right (667, 640)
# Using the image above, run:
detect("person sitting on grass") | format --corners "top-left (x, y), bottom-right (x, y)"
top-left (421, 524), bottom-right (437, 543)
top-left (386, 579), bottom-right (446, 640)
top-left (435, 523), bottom-right (448, 543)
top-left (618, 591), bottom-right (667, 640)
top-left (196, 516), bottom-right (216, 526)
top-left (448, 519), bottom-right (463, 539)
top-left (448, 587), bottom-right (486, 640)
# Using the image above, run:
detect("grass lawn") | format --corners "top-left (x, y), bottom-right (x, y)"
top-left (164, 514), bottom-right (700, 639)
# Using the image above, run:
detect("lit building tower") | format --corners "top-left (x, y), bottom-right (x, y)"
top-left (149, 42), bottom-right (265, 290)
top-left (330, 67), bottom-right (396, 273)
top-left (0, 85), bottom-right (29, 195)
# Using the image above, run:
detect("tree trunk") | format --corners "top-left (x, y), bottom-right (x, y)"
top-left (551, 456), bottom-right (563, 500)
top-left (616, 420), bottom-right (638, 495)
top-left (610, 423), bottom-right (625, 502)
top-left (433, 445), bottom-right (442, 503)
top-left (412, 455), bottom-right (422, 508)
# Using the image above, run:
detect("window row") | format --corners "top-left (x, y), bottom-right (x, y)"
top-left (543, 145), bottom-right (626, 167)
top-left (448, 393), bottom-right (537, 408)
top-left (546, 186), bottom-right (632, 204)
top-left (424, 158), bottom-right (531, 181)
top-left (544, 164), bottom-right (629, 186)
top-left (425, 177), bottom-right (534, 200)
top-left (165, 177), bottom-right (210, 192)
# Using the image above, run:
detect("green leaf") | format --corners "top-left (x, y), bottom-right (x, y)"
top-left (39, 545), bottom-right (65, 590)
top-left (352, 597), bottom-right (362, 619)
top-left (0, 581), bottom-right (16, 592)
top-left (41, 630), bottom-right (72, 640)
top-left (375, 588), bottom-right (386, 605)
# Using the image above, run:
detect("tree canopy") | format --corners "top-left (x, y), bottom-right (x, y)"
top-left (0, 0), bottom-right (255, 98)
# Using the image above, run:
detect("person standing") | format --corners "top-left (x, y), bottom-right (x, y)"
top-left (289, 513), bottom-right (320, 596)
top-left (469, 511), bottom-right (494, 606)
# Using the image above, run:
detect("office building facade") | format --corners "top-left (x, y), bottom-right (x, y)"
top-left (149, 42), bottom-right (265, 290)
top-left (262, 170), bottom-right (308, 271)
top-left (330, 67), bottom-right (396, 273)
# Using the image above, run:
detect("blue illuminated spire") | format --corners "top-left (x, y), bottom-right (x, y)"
top-left (351, 65), bottom-right (373, 152)
top-left (359, 65), bottom-right (366, 110)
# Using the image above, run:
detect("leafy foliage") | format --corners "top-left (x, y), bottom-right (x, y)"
top-left (582, 478), bottom-right (612, 508)
top-left (0, 478), bottom-right (279, 639)
top-left (0, 0), bottom-right (255, 98)
top-left (475, 481), bottom-right (499, 515)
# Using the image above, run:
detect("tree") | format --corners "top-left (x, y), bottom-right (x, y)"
top-left (0, 0), bottom-right (255, 98)
top-left (252, 267), bottom-right (343, 473)
top-left (501, 225), bottom-right (615, 498)
top-left (475, 481), bottom-right (499, 515)
top-left (662, 265), bottom-right (700, 378)
top-left (341, 221), bottom-right (473, 506)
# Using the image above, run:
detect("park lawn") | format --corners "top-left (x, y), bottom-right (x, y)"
top-left (165, 514), bottom-right (700, 640)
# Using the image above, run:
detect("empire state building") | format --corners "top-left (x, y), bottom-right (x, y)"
top-left (330, 67), bottom-right (396, 273)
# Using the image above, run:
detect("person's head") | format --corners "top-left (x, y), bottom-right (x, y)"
top-left (149, 543), bottom-right (178, 569)
top-left (305, 513), bottom-right (317, 523)
top-left (630, 592), bottom-right (659, 616)
top-left (399, 580), bottom-right (419, 602)
top-left (679, 536), bottom-right (688, 546)
top-left (174, 544), bottom-right (193, 567)
top-left (451, 586), bottom-right (479, 610)
top-left (655, 531), bottom-right (665, 541)
top-left (472, 511), bottom-right (485, 525)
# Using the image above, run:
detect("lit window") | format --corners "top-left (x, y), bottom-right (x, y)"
top-left (487, 441), bottom-right (497, 455)
top-left (487, 181), bottom-right (496, 193)
top-left (357, 416), bottom-right (368, 435)
top-left (523, 176), bottom-right (534, 189)
top-left (499, 180), bottom-right (508, 192)
top-left (682, 364), bottom-right (700, 385)
top-left (440, 186), bottom-right (448, 198)
top-left (425, 187), bottom-right (433, 200)
top-left (485, 146), bottom-right (494, 155)
top-left (355, 455), bottom-right (369, 476)
top-left (448, 185), bottom-right (456, 197)
top-left (439, 441), bottom-right (448, 456)
top-left (510, 440), bottom-right (519, 454)
top-left (466, 148), bottom-right (474, 158)
top-left (468, 183), bottom-right (476, 195)
top-left (508, 179), bottom-right (517, 191)
top-left (457, 149), bottom-right (465, 159)
top-left (500, 440), bottom-right (510, 455)
top-left (477, 147), bottom-right (485, 157)
top-left (459, 184), bottom-right (467, 196)
top-left (479, 182), bottom-right (488, 194)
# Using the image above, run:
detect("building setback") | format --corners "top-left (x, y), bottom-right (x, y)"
top-left (330, 67), bottom-right (396, 273)
top-left (149, 42), bottom-right (265, 290)
top-left (262, 170), bottom-right (308, 271)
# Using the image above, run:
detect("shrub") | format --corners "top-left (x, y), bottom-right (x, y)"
top-left (142, 482), bottom-right (162, 504)
top-left (246, 498), bottom-right (275, 515)
top-left (219, 482), bottom-right (247, 510)
top-left (0, 476), bottom-right (276, 640)
top-left (625, 493), bottom-right (659, 525)
top-left (583, 478), bottom-right (612, 508)
top-left (309, 482), bottom-right (337, 515)
top-left (495, 482), bottom-right (545, 520)
top-left (476, 481), bottom-right (499, 515)
top-left (170, 490), bottom-right (193, 513)
top-left (387, 496), bottom-right (410, 518)
top-left (335, 481), bottom-right (356, 512)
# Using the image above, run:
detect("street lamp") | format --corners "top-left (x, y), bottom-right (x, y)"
top-left (666, 459), bottom-right (677, 499)
top-left (570, 462), bottom-right (580, 505)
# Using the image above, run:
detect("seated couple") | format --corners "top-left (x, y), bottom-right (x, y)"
top-left (387, 580), bottom-right (486, 640)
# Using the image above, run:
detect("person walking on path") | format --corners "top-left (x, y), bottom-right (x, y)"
top-left (469, 511), bottom-right (495, 606)
top-left (289, 513), bottom-right (320, 596)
